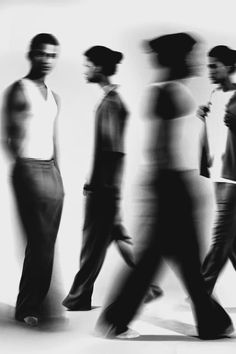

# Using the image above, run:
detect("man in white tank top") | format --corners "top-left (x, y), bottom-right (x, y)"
top-left (199, 45), bottom-right (236, 296)
top-left (2, 33), bottom-right (64, 326)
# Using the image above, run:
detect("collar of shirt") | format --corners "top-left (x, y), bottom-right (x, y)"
top-left (102, 84), bottom-right (118, 98)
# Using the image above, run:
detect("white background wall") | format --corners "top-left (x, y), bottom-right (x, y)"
top-left (0, 0), bottom-right (236, 310)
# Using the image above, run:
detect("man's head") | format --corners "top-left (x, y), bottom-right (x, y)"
top-left (208, 45), bottom-right (236, 84)
top-left (83, 45), bottom-right (123, 83)
top-left (28, 33), bottom-right (60, 77)
top-left (146, 32), bottom-right (197, 79)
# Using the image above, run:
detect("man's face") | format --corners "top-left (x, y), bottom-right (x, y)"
top-left (84, 57), bottom-right (100, 83)
top-left (208, 57), bottom-right (229, 84)
top-left (30, 43), bottom-right (59, 76)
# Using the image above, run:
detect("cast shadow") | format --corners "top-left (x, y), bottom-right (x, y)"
top-left (0, 302), bottom-right (69, 333)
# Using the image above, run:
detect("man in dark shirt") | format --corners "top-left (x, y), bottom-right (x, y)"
top-left (63, 46), bottom-right (134, 311)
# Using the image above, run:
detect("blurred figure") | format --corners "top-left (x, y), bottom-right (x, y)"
top-left (2, 33), bottom-right (64, 326)
top-left (199, 46), bottom-right (236, 295)
top-left (62, 46), bottom-right (134, 311)
top-left (95, 32), bottom-right (234, 340)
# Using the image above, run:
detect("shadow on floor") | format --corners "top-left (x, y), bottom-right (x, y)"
top-left (138, 314), bottom-right (236, 342)
top-left (141, 314), bottom-right (196, 336)
top-left (0, 302), bottom-right (70, 333)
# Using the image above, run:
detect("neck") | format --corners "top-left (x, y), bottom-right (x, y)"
top-left (26, 69), bottom-right (46, 85)
top-left (220, 77), bottom-right (235, 92)
top-left (98, 76), bottom-right (110, 89)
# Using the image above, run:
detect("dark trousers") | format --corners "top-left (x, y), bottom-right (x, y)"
top-left (12, 158), bottom-right (64, 319)
top-left (96, 171), bottom-right (232, 336)
top-left (202, 182), bottom-right (236, 294)
top-left (63, 187), bottom-right (133, 309)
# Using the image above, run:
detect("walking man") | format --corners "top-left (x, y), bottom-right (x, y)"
top-left (3, 33), bottom-right (64, 326)
top-left (63, 45), bottom-right (134, 311)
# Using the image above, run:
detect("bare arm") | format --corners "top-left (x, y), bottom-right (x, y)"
top-left (1, 81), bottom-right (28, 160)
top-left (224, 92), bottom-right (236, 133)
top-left (52, 91), bottom-right (61, 169)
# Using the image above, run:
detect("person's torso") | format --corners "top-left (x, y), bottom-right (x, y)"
top-left (148, 81), bottom-right (201, 171)
top-left (89, 89), bottom-right (128, 190)
top-left (94, 90), bottom-right (128, 154)
top-left (18, 78), bottom-right (58, 159)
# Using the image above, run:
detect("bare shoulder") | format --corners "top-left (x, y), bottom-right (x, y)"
top-left (5, 80), bottom-right (28, 112)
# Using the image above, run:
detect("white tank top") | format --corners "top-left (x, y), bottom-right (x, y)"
top-left (206, 89), bottom-right (236, 183)
top-left (19, 78), bottom-right (58, 159)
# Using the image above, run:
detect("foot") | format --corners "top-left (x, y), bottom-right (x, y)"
top-left (198, 322), bottom-right (234, 339)
top-left (116, 328), bottom-right (140, 339)
top-left (144, 285), bottom-right (163, 304)
top-left (62, 296), bottom-right (91, 311)
top-left (23, 316), bottom-right (39, 327)
top-left (95, 322), bottom-right (140, 339)
top-left (65, 304), bottom-right (91, 311)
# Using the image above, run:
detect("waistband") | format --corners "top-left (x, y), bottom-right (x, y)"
top-left (15, 157), bottom-right (55, 167)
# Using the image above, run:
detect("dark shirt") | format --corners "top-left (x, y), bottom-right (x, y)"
top-left (88, 88), bottom-right (128, 192)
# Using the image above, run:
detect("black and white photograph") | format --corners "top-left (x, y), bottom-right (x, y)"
top-left (0, 0), bottom-right (236, 353)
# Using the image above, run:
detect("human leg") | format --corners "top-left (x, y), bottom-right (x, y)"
top-left (62, 189), bottom-right (117, 310)
top-left (13, 159), bottom-right (64, 321)
top-left (201, 182), bottom-right (236, 294)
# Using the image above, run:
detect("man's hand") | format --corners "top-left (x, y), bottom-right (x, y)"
top-left (224, 110), bottom-right (236, 130)
top-left (197, 104), bottom-right (210, 121)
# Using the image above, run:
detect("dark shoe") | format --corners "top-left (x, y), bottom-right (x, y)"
top-left (66, 305), bottom-right (92, 311)
top-left (198, 323), bottom-right (234, 340)
top-left (197, 296), bottom-right (234, 339)
top-left (144, 285), bottom-right (163, 304)
top-left (62, 296), bottom-right (91, 311)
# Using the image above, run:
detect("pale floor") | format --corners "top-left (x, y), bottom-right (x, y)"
top-left (0, 292), bottom-right (236, 354)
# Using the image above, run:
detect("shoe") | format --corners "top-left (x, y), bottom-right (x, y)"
top-left (65, 305), bottom-right (91, 311)
top-left (144, 285), bottom-right (163, 303)
top-left (95, 322), bottom-right (140, 339)
top-left (116, 328), bottom-right (140, 339)
top-left (23, 316), bottom-right (39, 327)
top-left (197, 296), bottom-right (235, 339)
top-left (198, 323), bottom-right (234, 339)
top-left (62, 296), bottom-right (91, 311)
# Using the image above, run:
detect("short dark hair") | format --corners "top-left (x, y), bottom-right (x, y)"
top-left (208, 45), bottom-right (236, 73)
top-left (84, 45), bottom-right (123, 76)
top-left (29, 33), bottom-right (59, 52)
top-left (146, 32), bottom-right (197, 79)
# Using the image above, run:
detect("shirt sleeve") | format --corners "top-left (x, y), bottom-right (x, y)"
top-left (100, 97), bottom-right (127, 154)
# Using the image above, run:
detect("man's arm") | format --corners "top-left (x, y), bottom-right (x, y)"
top-left (52, 91), bottom-right (61, 169)
top-left (1, 81), bottom-right (28, 159)
top-left (223, 91), bottom-right (236, 132)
